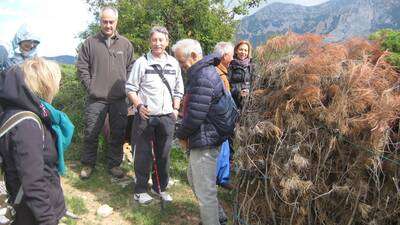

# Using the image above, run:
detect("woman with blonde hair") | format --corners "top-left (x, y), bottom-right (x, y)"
top-left (228, 40), bottom-right (253, 109)
top-left (0, 57), bottom-right (73, 225)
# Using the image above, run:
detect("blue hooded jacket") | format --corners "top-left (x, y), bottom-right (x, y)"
top-left (0, 42), bottom-right (9, 72)
top-left (176, 53), bottom-right (226, 150)
top-left (5, 24), bottom-right (40, 70)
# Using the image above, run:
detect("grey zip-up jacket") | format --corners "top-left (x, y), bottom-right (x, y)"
top-left (76, 32), bottom-right (134, 101)
top-left (126, 51), bottom-right (184, 115)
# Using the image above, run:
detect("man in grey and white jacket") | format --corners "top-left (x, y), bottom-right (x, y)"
top-left (126, 26), bottom-right (184, 204)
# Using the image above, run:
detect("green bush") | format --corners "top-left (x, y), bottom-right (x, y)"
top-left (53, 64), bottom-right (112, 162)
top-left (53, 64), bottom-right (86, 161)
top-left (369, 29), bottom-right (400, 70)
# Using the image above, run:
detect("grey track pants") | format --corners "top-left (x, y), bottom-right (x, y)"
top-left (188, 147), bottom-right (221, 225)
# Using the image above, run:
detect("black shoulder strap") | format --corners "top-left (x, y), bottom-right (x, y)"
top-left (143, 54), bottom-right (174, 103)
top-left (0, 111), bottom-right (43, 205)
top-left (152, 65), bottom-right (173, 101)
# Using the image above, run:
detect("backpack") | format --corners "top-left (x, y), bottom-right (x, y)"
top-left (0, 111), bottom-right (43, 224)
top-left (208, 88), bottom-right (239, 140)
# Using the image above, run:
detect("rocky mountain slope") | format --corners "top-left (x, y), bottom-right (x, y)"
top-left (237, 0), bottom-right (400, 46)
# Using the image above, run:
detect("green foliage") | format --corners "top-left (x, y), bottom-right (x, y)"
top-left (65, 196), bottom-right (89, 215)
top-left (83, 0), bottom-right (265, 54)
top-left (53, 64), bottom-right (86, 160)
top-left (369, 29), bottom-right (400, 70)
top-left (54, 64), bottom-right (110, 162)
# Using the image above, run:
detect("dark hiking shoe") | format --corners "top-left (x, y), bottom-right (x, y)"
top-left (220, 183), bottom-right (235, 190)
top-left (109, 166), bottom-right (124, 179)
top-left (80, 166), bottom-right (93, 179)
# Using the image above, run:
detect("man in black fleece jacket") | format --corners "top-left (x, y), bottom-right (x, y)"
top-left (76, 6), bottom-right (134, 179)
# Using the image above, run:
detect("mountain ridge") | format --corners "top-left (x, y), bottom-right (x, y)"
top-left (45, 55), bottom-right (76, 65)
top-left (237, 0), bottom-right (400, 47)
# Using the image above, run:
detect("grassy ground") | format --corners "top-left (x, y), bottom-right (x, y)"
top-left (59, 146), bottom-right (235, 225)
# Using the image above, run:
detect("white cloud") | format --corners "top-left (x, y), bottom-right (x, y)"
top-left (0, 7), bottom-right (22, 16)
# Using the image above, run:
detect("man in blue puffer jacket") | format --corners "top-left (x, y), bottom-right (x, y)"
top-left (173, 39), bottom-right (227, 225)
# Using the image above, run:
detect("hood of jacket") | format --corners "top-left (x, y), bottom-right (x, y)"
top-left (0, 66), bottom-right (51, 126)
top-left (11, 24), bottom-right (40, 58)
top-left (187, 53), bottom-right (222, 75)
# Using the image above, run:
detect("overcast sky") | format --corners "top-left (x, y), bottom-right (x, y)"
top-left (1, 0), bottom-right (329, 57)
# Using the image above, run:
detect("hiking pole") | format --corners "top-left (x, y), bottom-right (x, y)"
top-left (150, 138), bottom-right (166, 211)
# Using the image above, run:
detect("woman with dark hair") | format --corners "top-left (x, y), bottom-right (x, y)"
top-left (0, 58), bottom-right (74, 225)
top-left (228, 40), bottom-right (253, 109)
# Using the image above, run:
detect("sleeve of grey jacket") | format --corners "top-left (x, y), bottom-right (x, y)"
top-left (126, 58), bottom-right (142, 94)
top-left (176, 77), bottom-right (213, 139)
top-left (126, 42), bottom-right (135, 77)
top-left (11, 121), bottom-right (57, 225)
top-left (76, 40), bottom-right (91, 91)
top-left (173, 66), bottom-right (184, 99)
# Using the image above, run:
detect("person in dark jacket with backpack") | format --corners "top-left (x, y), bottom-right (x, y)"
top-left (0, 58), bottom-right (68, 225)
top-left (228, 40), bottom-right (253, 109)
top-left (173, 39), bottom-right (229, 225)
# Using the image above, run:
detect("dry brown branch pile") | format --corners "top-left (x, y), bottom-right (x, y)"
top-left (234, 33), bottom-right (400, 225)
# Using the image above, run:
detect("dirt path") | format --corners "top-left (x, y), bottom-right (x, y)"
top-left (61, 177), bottom-right (132, 225)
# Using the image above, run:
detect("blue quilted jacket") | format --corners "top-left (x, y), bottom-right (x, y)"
top-left (176, 53), bottom-right (225, 150)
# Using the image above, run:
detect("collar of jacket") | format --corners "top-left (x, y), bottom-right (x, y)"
top-left (216, 63), bottom-right (228, 76)
top-left (97, 31), bottom-right (120, 41)
top-left (187, 53), bottom-right (222, 75)
top-left (145, 51), bottom-right (173, 67)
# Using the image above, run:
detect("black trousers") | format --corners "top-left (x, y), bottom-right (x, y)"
top-left (81, 98), bottom-right (127, 169)
top-left (132, 114), bottom-right (175, 193)
top-left (12, 203), bottom-right (60, 225)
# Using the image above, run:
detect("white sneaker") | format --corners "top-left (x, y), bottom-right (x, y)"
top-left (151, 189), bottom-right (173, 202)
top-left (133, 193), bottom-right (153, 204)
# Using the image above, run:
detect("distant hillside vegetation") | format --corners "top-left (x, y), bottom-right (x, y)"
top-left (46, 55), bottom-right (76, 65)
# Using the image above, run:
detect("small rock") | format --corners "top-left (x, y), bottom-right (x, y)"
top-left (96, 204), bottom-right (113, 218)
top-left (167, 179), bottom-right (179, 188)
top-left (65, 210), bottom-right (80, 219)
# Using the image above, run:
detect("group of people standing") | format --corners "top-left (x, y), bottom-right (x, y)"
top-left (0, 5), bottom-right (253, 225)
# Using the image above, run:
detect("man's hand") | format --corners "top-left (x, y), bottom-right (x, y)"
top-left (179, 139), bottom-right (188, 151)
top-left (172, 109), bottom-right (179, 120)
top-left (138, 105), bottom-right (150, 120)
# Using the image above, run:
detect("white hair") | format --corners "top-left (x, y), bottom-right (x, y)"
top-left (150, 26), bottom-right (169, 40)
top-left (100, 6), bottom-right (118, 20)
top-left (214, 42), bottom-right (234, 56)
top-left (172, 39), bottom-right (203, 59)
